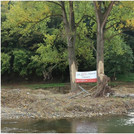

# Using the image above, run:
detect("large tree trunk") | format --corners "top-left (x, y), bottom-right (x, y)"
top-left (67, 34), bottom-right (77, 91)
top-left (94, 24), bottom-right (111, 97)
top-left (96, 24), bottom-right (105, 92)
top-left (61, 1), bottom-right (77, 91)
top-left (94, 2), bottom-right (114, 97)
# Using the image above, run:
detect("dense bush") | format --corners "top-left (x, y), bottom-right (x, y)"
top-left (104, 34), bottom-right (134, 78)
top-left (13, 49), bottom-right (30, 76)
top-left (1, 53), bottom-right (11, 74)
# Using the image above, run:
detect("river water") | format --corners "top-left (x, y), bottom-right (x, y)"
top-left (1, 115), bottom-right (134, 133)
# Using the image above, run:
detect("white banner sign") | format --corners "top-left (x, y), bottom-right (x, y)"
top-left (75, 71), bottom-right (97, 83)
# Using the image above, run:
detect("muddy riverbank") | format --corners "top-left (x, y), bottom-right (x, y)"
top-left (1, 84), bottom-right (134, 120)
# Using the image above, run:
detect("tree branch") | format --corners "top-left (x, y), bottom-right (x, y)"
top-left (69, 1), bottom-right (75, 31)
top-left (106, 18), bottom-right (116, 23)
top-left (47, 1), bottom-right (62, 8)
top-left (101, 1), bottom-right (114, 28)
top-left (27, 14), bottom-right (62, 24)
top-left (90, 44), bottom-right (97, 52)
top-left (104, 32), bottom-right (122, 41)
top-left (60, 1), bottom-right (69, 29)
top-left (75, 15), bottom-right (96, 28)
top-left (102, 1), bottom-right (107, 12)
top-left (105, 22), bottom-right (121, 32)
top-left (94, 1), bottom-right (101, 24)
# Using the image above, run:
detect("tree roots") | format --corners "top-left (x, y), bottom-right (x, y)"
top-left (93, 75), bottom-right (114, 97)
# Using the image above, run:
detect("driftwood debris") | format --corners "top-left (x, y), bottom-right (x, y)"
top-left (69, 85), bottom-right (91, 99)
top-left (79, 85), bottom-right (90, 95)
top-left (69, 91), bottom-right (84, 99)
top-left (113, 93), bottom-right (134, 98)
top-left (93, 75), bottom-right (114, 97)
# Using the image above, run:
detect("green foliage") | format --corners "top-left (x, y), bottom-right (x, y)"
top-left (76, 21), bottom-right (96, 71)
top-left (105, 2), bottom-right (134, 36)
top-left (29, 43), bottom-right (59, 76)
top-left (104, 32), bottom-right (134, 77)
top-left (37, 44), bottom-right (59, 63)
top-left (13, 49), bottom-right (30, 76)
top-left (1, 53), bottom-right (11, 74)
top-left (28, 38), bottom-right (68, 76)
top-left (1, 1), bottom-right (51, 50)
top-left (117, 73), bottom-right (134, 82)
top-left (1, 83), bottom-right (67, 89)
top-left (25, 83), bottom-right (66, 89)
top-left (2, 2), bottom-right (50, 35)
top-left (1, 1), bottom-right (134, 82)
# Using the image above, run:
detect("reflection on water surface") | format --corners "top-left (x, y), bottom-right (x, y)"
top-left (2, 115), bottom-right (134, 133)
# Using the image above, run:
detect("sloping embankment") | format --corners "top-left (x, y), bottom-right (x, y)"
top-left (1, 84), bottom-right (134, 120)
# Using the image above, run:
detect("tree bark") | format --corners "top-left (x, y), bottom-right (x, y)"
top-left (96, 23), bottom-right (105, 90)
top-left (67, 35), bottom-right (77, 91)
top-left (61, 1), bottom-right (77, 91)
top-left (94, 2), bottom-right (114, 97)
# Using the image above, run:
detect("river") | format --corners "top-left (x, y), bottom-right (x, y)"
top-left (1, 114), bottom-right (134, 133)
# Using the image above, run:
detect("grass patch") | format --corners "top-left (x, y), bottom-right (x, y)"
top-left (1, 83), bottom-right (67, 89)
top-left (117, 73), bottom-right (134, 82)
top-left (109, 82), bottom-right (118, 87)
top-left (2, 73), bottom-right (134, 90)
top-left (83, 83), bottom-right (97, 86)
top-left (25, 83), bottom-right (66, 89)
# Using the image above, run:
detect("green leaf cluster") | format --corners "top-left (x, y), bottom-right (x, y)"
top-left (13, 49), bottom-right (30, 76)
top-left (1, 53), bottom-right (11, 74)
top-left (1, 1), bottom-right (134, 81)
top-left (104, 32), bottom-right (134, 77)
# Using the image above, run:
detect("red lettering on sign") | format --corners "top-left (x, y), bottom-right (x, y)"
top-left (75, 78), bottom-right (97, 83)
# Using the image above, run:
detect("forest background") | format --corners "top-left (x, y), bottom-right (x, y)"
top-left (1, 1), bottom-right (134, 84)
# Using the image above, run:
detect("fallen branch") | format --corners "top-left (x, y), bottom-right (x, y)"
top-left (113, 93), bottom-right (134, 98)
top-left (79, 85), bottom-right (90, 95)
top-left (69, 85), bottom-right (90, 99)
top-left (69, 91), bottom-right (84, 99)
top-left (90, 85), bottom-right (97, 92)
